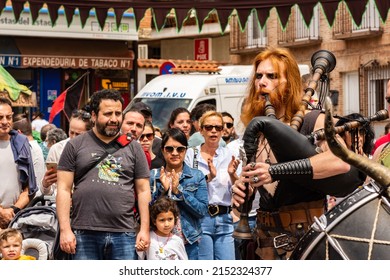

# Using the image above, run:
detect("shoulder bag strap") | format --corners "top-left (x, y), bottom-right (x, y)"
top-left (193, 147), bottom-right (199, 169)
top-left (74, 133), bottom-right (132, 185)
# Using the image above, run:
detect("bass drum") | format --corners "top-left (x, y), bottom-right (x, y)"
top-left (289, 182), bottom-right (390, 260)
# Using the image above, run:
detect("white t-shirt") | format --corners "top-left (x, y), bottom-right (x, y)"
top-left (137, 231), bottom-right (188, 260)
top-left (0, 141), bottom-right (22, 207)
top-left (40, 138), bottom-right (69, 196)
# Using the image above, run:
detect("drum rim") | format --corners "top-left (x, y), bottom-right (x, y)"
top-left (291, 186), bottom-right (381, 260)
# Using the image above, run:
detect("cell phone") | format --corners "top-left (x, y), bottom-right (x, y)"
top-left (46, 162), bottom-right (58, 171)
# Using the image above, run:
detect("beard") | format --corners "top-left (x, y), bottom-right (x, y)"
top-left (257, 89), bottom-right (285, 116)
top-left (95, 120), bottom-right (121, 137)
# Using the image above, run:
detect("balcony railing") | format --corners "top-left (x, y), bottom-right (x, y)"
top-left (278, 5), bottom-right (321, 47)
top-left (333, 0), bottom-right (382, 40)
top-left (229, 13), bottom-right (267, 53)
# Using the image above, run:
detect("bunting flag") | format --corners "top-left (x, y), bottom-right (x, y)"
top-left (49, 72), bottom-right (89, 123)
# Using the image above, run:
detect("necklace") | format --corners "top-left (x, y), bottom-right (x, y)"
top-left (256, 138), bottom-right (271, 164)
top-left (157, 232), bottom-right (172, 254)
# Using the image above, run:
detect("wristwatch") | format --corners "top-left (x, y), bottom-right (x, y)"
top-left (10, 205), bottom-right (21, 214)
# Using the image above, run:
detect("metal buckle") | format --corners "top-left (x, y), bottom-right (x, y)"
top-left (208, 205), bottom-right (220, 216)
top-left (273, 234), bottom-right (295, 251)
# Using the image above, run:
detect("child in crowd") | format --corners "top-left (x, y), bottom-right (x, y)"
top-left (0, 228), bottom-right (36, 260)
top-left (136, 197), bottom-right (188, 260)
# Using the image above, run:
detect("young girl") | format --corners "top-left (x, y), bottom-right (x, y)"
top-left (136, 197), bottom-right (188, 260)
top-left (0, 228), bottom-right (36, 260)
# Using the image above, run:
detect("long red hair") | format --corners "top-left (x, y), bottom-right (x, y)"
top-left (241, 47), bottom-right (302, 126)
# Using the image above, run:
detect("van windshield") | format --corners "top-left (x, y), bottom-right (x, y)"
top-left (134, 98), bottom-right (192, 131)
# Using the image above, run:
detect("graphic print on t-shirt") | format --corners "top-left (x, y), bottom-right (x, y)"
top-left (97, 155), bottom-right (122, 182)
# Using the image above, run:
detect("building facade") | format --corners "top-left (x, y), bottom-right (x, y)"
top-left (0, 4), bottom-right (137, 127)
top-left (138, 3), bottom-right (390, 135)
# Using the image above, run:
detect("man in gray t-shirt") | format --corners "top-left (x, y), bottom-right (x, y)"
top-left (56, 89), bottom-right (151, 260)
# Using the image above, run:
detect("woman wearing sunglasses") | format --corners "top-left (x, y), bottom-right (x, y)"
top-left (149, 128), bottom-right (208, 260)
top-left (185, 111), bottom-right (240, 260)
top-left (139, 120), bottom-right (165, 170)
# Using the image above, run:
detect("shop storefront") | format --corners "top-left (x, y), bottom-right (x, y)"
top-left (0, 4), bottom-right (137, 126)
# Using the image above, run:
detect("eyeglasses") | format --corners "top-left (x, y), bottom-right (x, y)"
top-left (202, 125), bottom-right (224, 132)
top-left (139, 133), bottom-right (154, 141)
top-left (224, 122), bottom-right (234, 129)
top-left (386, 96), bottom-right (390, 104)
top-left (255, 72), bottom-right (278, 80)
top-left (164, 146), bottom-right (187, 153)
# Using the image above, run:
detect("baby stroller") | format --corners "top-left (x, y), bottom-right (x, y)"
top-left (7, 195), bottom-right (57, 260)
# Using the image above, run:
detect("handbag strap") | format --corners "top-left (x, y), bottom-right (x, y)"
top-left (193, 147), bottom-right (199, 169)
top-left (74, 132), bottom-right (132, 185)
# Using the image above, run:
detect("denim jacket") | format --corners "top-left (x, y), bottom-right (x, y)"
top-left (150, 162), bottom-right (208, 244)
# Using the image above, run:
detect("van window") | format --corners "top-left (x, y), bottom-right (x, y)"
top-left (194, 99), bottom-right (216, 107)
top-left (135, 98), bottom-right (192, 131)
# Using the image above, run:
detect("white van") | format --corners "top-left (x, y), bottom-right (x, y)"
top-left (127, 65), bottom-right (310, 135)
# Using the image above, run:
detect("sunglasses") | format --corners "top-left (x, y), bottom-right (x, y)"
top-left (139, 133), bottom-right (154, 141)
top-left (71, 109), bottom-right (91, 121)
top-left (202, 125), bottom-right (224, 132)
top-left (164, 146), bottom-right (187, 153)
top-left (255, 72), bottom-right (278, 80)
top-left (224, 122), bottom-right (234, 129)
top-left (386, 96), bottom-right (390, 104)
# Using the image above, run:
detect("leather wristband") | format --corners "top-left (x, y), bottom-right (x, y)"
top-left (268, 158), bottom-right (313, 181)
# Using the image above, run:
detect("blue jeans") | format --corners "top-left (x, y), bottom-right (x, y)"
top-left (72, 230), bottom-right (137, 260)
top-left (198, 213), bottom-right (235, 260)
top-left (185, 241), bottom-right (199, 260)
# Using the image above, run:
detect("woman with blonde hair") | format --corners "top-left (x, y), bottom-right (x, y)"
top-left (185, 111), bottom-right (240, 260)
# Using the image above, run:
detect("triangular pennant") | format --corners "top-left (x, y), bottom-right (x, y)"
top-left (276, 5), bottom-right (293, 29)
top-left (175, 8), bottom-right (190, 32)
top-left (29, 2), bottom-right (41, 24)
top-left (0, 0), bottom-right (5, 14)
top-left (11, 1), bottom-right (24, 23)
top-left (79, 7), bottom-right (91, 29)
top-left (153, 8), bottom-right (171, 32)
top-left (236, 8), bottom-right (253, 31)
top-left (64, 7), bottom-right (75, 27)
top-left (196, 8), bottom-right (212, 32)
top-left (114, 8), bottom-right (126, 30)
top-left (298, 3), bottom-right (316, 27)
top-left (47, 3), bottom-right (60, 27)
top-left (374, 0), bottom-right (390, 23)
top-left (345, 0), bottom-right (369, 27)
top-left (321, 1), bottom-right (340, 27)
top-left (256, 8), bottom-right (271, 29)
top-left (216, 9), bottom-right (233, 34)
top-left (95, 8), bottom-right (108, 31)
